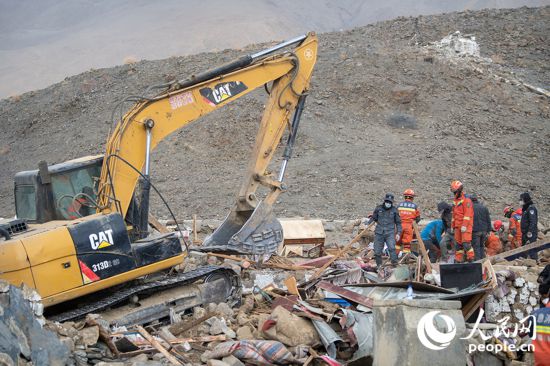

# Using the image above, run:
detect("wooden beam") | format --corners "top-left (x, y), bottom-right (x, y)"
top-left (311, 222), bottom-right (374, 280)
top-left (316, 281), bottom-right (373, 308)
top-left (137, 326), bottom-right (182, 366)
top-left (477, 239), bottom-right (550, 263)
top-left (412, 222), bottom-right (433, 273)
top-left (148, 213), bottom-right (170, 234)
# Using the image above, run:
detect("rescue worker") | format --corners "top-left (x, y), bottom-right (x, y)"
top-left (396, 189), bottom-right (421, 255)
top-left (504, 206), bottom-right (522, 250)
top-left (438, 201), bottom-right (455, 261)
top-left (471, 194), bottom-right (491, 260)
top-left (420, 219), bottom-right (445, 262)
top-left (485, 220), bottom-right (503, 257)
top-left (530, 280), bottom-right (550, 366)
top-left (372, 193), bottom-right (402, 267)
top-left (538, 264), bottom-right (550, 302)
top-left (520, 192), bottom-right (539, 260)
top-left (450, 180), bottom-right (475, 262)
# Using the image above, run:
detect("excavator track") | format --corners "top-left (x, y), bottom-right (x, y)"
top-left (48, 266), bottom-right (241, 323)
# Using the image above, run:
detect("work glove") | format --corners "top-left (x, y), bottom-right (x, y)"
top-left (527, 232), bottom-right (533, 238)
top-left (395, 234), bottom-right (400, 241)
top-left (461, 226), bottom-right (467, 233)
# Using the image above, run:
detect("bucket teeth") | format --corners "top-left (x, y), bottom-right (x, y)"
top-left (201, 200), bottom-right (282, 255)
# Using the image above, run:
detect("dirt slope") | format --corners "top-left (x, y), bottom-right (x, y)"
top-left (1, 6), bottom-right (549, 224)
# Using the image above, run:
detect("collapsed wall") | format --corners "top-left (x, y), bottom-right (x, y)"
top-left (0, 281), bottom-right (70, 365)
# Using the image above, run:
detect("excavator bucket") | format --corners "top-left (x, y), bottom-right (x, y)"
top-left (201, 200), bottom-right (283, 255)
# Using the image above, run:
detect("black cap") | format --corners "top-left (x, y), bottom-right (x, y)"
top-left (437, 201), bottom-right (451, 212)
top-left (520, 192), bottom-right (532, 204)
top-left (384, 193), bottom-right (395, 203)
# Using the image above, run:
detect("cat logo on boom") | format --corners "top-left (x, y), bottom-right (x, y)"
top-left (89, 229), bottom-right (114, 250)
top-left (200, 81), bottom-right (248, 106)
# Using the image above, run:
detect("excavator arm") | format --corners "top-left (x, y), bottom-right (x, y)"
top-left (98, 33), bottom-right (318, 254)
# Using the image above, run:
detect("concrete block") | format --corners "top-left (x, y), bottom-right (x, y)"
top-left (373, 299), bottom-right (466, 366)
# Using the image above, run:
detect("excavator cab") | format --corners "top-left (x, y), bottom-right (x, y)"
top-left (14, 156), bottom-right (103, 223)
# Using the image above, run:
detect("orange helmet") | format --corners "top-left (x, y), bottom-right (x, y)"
top-left (503, 206), bottom-right (514, 218)
top-left (450, 180), bottom-right (463, 193)
top-left (493, 220), bottom-right (503, 231)
top-left (403, 188), bottom-right (415, 197)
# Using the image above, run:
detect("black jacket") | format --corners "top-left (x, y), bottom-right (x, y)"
top-left (472, 201), bottom-right (491, 233)
top-left (438, 201), bottom-right (453, 233)
top-left (372, 205), bottom-right (402, 236)
top-left (521, 202), bottom-right (538, 242)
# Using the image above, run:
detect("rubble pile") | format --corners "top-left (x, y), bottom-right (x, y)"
top-left (430, 31), bottom-right (482, 58)
top-left (0, 281), bottom-right (70, 365)
top-left (1, 217), bottom-right (548, 365)
top-left (485, 260), bottom-right (544, 322)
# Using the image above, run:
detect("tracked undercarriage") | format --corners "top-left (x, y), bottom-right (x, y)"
top-left (47, 266), bottom-right (241, 324)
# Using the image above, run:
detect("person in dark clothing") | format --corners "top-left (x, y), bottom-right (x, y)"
top-left (520, 192), bottom-right (539, 260)
top-left (437, 201), bottom-right (455, 261)
top-left (371, 193), bottom-right (402, 267)
top-left (471, 194), bottom-right (491, 260)
top-left (539, 264), bottom-right (550, 302)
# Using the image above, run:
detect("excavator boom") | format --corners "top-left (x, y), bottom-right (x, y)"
top-left (1, 33), bottom-right (318, 311)
top-left (98, 33), bottom-right (318, 254)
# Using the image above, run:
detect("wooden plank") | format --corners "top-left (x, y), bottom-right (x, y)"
top-left (284, 276), bottom-right (300, 297)
top-left (481, 259), bottom-right (498, 289)
top-left (148, 213), bottom-right (170, 234)
top-left (477, 239), bottom-right (550, 263)
top-left (169, 312), bottom-right (216, 336)
top-left (462, 292), bottom-right (489, 320)
top-left (311, 222), bottom-right (374, 280)
top-left (207, 252), bottom-right (252, 269)
top-left (317, 281), bottom-right (373, 308)
top-left (137, 326), bottom-right (182, 366)
top-left (412, 222), bottom-right (433, 273)
top-left (192, 215), bottom-right (200, 244)
top-left (263, 262), bottom-right (314, 271)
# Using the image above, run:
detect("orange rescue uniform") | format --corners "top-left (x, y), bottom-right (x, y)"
top-left (485, 232), bottom-right (502, 256)
top-left (397, 199), bottom-right (420, 254)
top-left (508, 210), bottom-right (522, 249)
top-left (452, 193), bottom-right (475, 262)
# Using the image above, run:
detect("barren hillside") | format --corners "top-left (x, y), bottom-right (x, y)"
top-left (1, 6), bottom-right (549, 224)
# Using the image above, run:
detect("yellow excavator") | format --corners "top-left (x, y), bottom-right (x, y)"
top-left (0, 33), bottom-right (317, 322)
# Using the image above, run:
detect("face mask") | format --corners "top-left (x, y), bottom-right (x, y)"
top-left (384, 202), bottom-right (392, 209)
top-left (543, 298), bottom-right (549, 305)
top-left (519, 200), bottom-right (524, 206)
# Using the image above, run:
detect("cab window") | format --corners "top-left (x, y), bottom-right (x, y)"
top-left (15, 185), bottom-right (37, 221)
top-left (51, 166), bottom-right (100, 219)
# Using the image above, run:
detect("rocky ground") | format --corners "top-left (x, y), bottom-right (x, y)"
top-left (1, 6), bottom-right (549, 224)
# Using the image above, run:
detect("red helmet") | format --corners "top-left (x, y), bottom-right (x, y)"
top-left (493, 220), bottom-right (503, 231)
top-left (515, 208), bottom-right (523, 215)
top-left (403, 188), bottom-right (415, 197)
top-left (450, 180), bottom-right (463, 193)
top-left (503, 206), bottom-right (514, 218)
